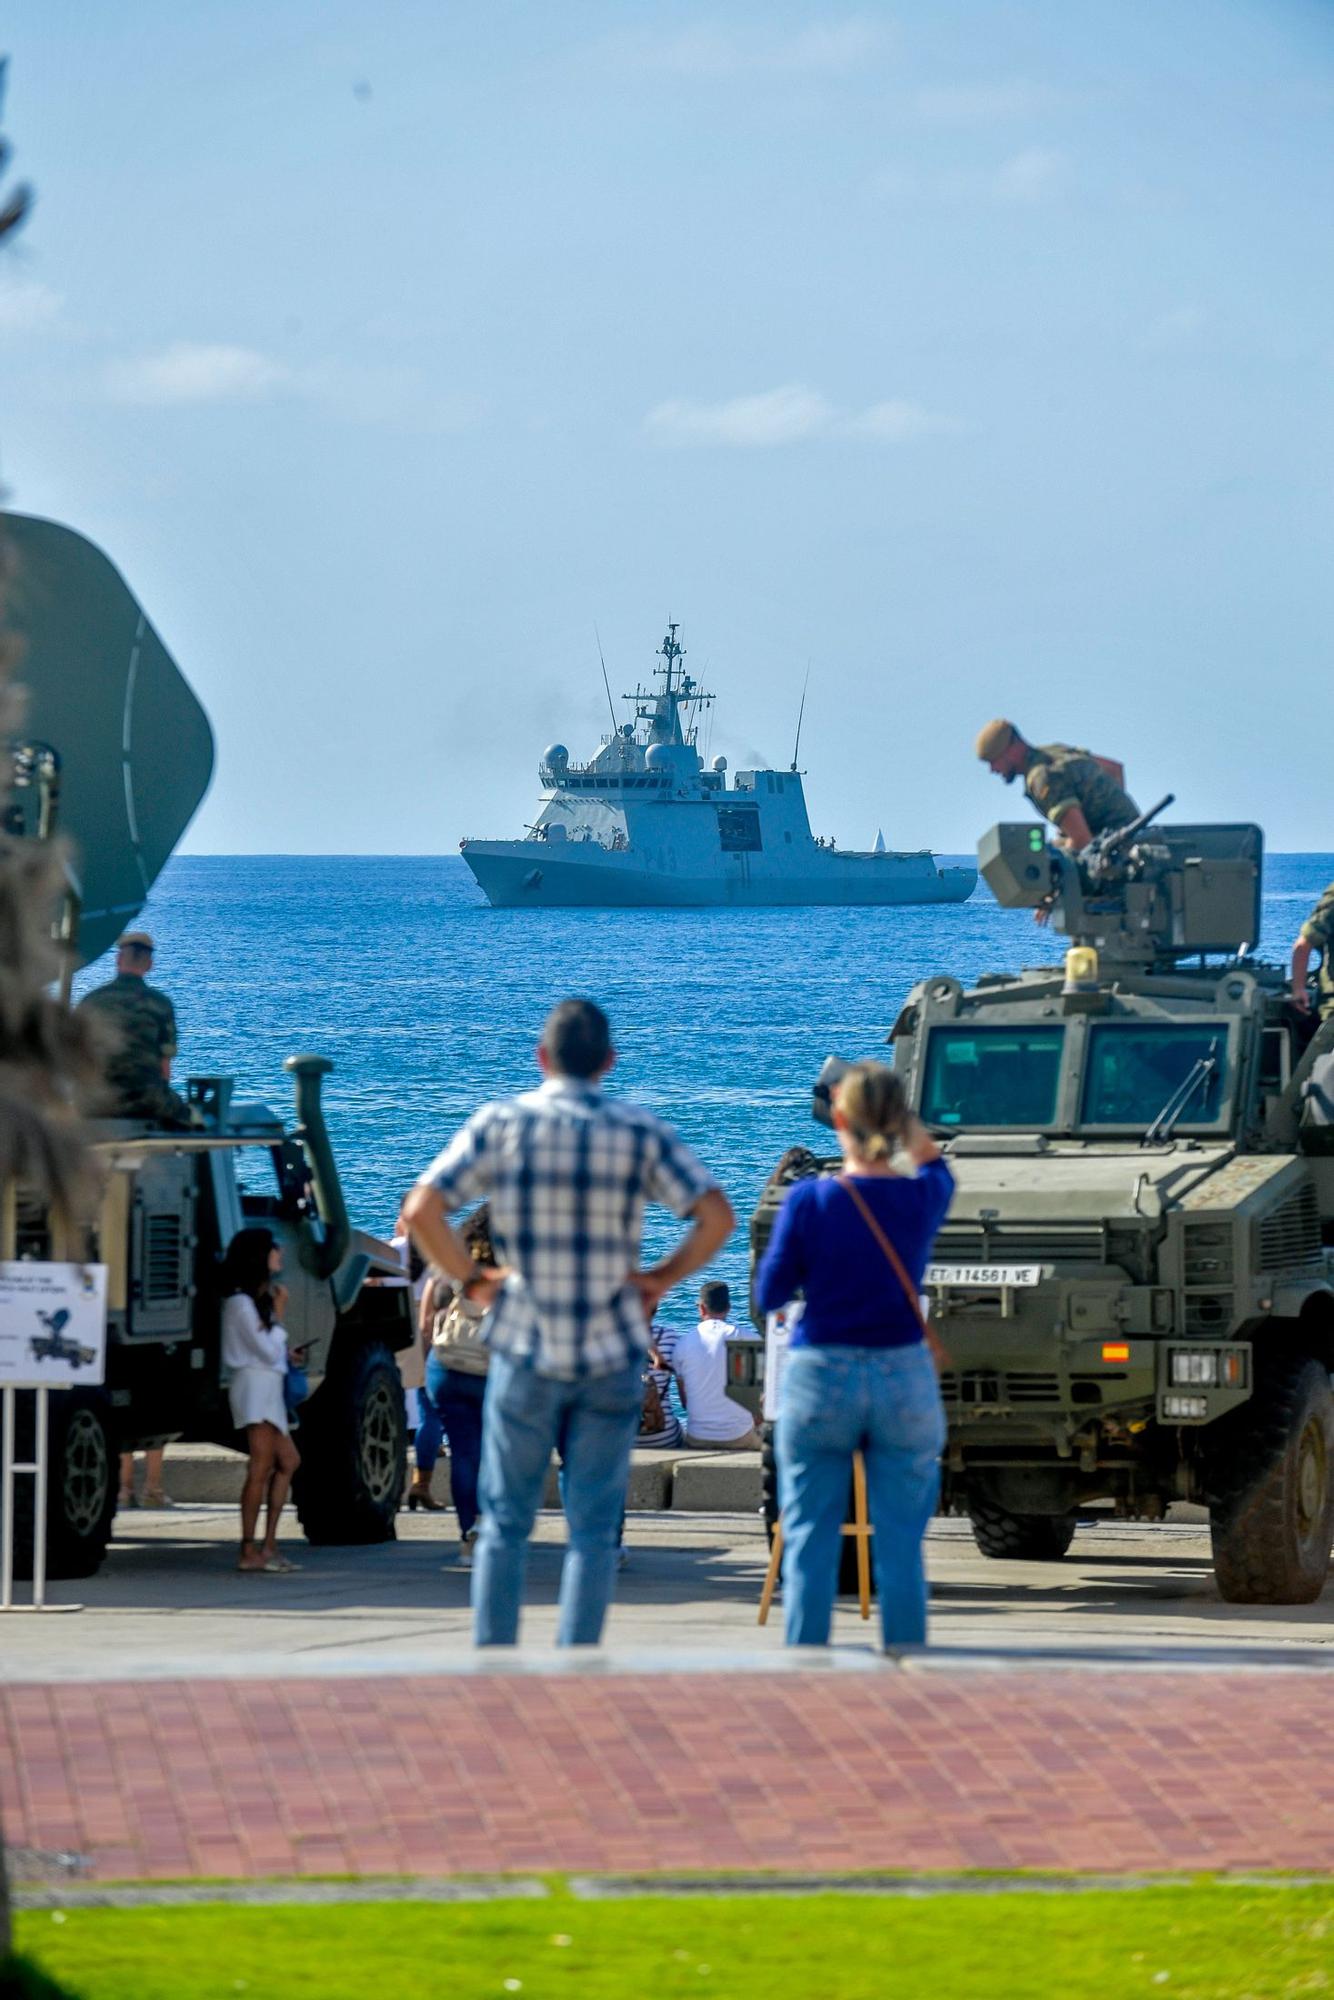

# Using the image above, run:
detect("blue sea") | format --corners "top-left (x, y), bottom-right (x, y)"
top-left (74, 853), bottom-right (1334, 1327)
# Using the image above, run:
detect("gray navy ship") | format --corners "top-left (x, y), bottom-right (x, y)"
top-left (460, 625), bottom-right (976, 910)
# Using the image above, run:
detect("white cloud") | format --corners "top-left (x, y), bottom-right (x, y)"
top-left (992, 146), bottom-right (1063, 204)
top-left (100, 341), bottom-right (485, 430)
top-left (869, 146), bottom-right (1067, 209)
top-left (1141, 305), bottom-right (1207, 352)
top-left (647, 385), bottom-right (834, 447)
top-left (0, 276), bottom-right (62, 335)
top-left (105, 342), bottom-right (290, 406)
top-left (607, 18), bottom-right (884, 79)
top-left (840, 400), bottom-right (957, 443)
top-left (914, 81), bottom-right (1055, 124)
top-left (645, 385), bottom-right (956, 449)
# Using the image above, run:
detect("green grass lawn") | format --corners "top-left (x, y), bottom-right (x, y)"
top-left (9, 1882), bottom-right (1334, 2000)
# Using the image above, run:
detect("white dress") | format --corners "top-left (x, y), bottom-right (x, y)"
top-left (222, 1293), bottom-right (290, 1434)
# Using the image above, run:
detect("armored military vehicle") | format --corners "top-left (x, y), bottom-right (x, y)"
top-left (751, 803), bottom-right (1334, 1605)
top-left (3, 514), bottom-right (411, 1577)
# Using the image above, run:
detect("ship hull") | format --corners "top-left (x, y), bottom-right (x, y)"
top-left (461, 842), bottom-right (976, 910)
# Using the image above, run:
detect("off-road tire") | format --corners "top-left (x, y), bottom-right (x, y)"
top-left (1208, 1354), bottom-right (1334, 1605)
top-left (294, 1340), bottom-right (406, 1545)
top-left (761, 1423), bottom-right (869, 1598)
top-left (967, 1494), bottom-right (1076, 1562)
top-left (4, 1390), bottom-right (117, 1580)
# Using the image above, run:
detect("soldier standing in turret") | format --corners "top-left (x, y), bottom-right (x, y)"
top-left (1290, 884), bottom-right (1334, 1023)
top-left (976, 719), bottom-right (1138, 853)
top-left (76, 930), bottom-right (192, 1126)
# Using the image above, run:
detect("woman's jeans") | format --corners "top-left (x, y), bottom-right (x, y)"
top-left (416, 1352), bottom-right (487, 1537)
top-left (776, 1343), bottom-right (946, 1649)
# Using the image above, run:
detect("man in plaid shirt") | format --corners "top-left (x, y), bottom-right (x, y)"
top-left (403, 998), bottom-right (734, 1646)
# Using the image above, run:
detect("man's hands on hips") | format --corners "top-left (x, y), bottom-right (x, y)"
top-left (627, 1186), bottom-right (736, 1319)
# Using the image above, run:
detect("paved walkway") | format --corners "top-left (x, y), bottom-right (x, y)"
top-left (3, 1510), bottom-right (1331, 1682)
top-left (4, 1664), bottom-right (1333, 1883)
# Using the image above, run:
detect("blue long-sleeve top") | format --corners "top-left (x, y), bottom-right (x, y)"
top-left (754, 1160), bottom-right (955, 1349)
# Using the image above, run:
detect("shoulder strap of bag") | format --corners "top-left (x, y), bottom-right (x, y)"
top-left (838, 1175), bottom-right (949, 1369)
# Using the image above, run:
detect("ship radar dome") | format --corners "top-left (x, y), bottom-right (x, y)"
top-left (644, 743), bottom-right (672, 771)
top-left (710, 754), bottom-right (728, 773)
top-left (543, 744), bottom-right (569, 768)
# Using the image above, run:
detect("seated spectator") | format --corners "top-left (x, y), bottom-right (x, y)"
top-left (670, 1282), bottom-right (760, 1451)
top-left (637, 1319), bottom-right (683, 1449)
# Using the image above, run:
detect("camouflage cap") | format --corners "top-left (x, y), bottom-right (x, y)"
top-left (975, 718), bottom-right (1017, 761)
top-left (117, 929), bottom-right (155, 952)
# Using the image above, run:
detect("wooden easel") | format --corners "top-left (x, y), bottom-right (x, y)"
top-left (758, 1450), bottom-right (872, 1625)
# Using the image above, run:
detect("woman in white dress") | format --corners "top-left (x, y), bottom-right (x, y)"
top-left (221, 1226), bottom-right (303, 1573)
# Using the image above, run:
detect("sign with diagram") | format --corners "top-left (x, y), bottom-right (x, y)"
top-left (0, 1263), bottom-right (108, 1387)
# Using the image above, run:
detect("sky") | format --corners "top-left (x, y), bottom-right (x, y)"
top-left (2, 0), bottom-right (1334, 855)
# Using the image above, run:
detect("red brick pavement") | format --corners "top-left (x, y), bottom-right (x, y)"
top-left (2, 1669), bottom-right (1333, 1883)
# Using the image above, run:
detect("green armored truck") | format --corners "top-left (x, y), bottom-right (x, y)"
top-left (751, 806), bottom-right (1334, 1605)
top-left (3, 514), bottom-right (411, 1577)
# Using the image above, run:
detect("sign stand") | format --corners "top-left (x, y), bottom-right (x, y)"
top-left (0, 1385), bottom-right (82, 1614)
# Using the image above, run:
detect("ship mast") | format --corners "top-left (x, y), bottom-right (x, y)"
top-left (624, 622), bottom-right (714, 748)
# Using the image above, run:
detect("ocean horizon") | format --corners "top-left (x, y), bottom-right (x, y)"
top-left (75, 851), bottom-right (1332, 1324)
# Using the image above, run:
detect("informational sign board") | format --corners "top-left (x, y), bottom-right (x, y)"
top-left (0, 1263), bottom-right (108, 1388)
top-left (762, 1302), bottom-right (803, 1423)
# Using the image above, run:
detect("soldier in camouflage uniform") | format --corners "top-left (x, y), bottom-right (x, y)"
top-left (1291, 884), bottom-right (1334, 1021)
top-left (76, 930), bottom-right (192, 1125)
top-left (975, 719), bottom-right (1138, 853)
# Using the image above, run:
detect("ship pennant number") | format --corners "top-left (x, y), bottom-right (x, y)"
top-left (923, 1264), bottom-right (1042, 1289)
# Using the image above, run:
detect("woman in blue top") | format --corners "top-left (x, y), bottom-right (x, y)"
top-left (755, 1060), bottom-right (953, 1648)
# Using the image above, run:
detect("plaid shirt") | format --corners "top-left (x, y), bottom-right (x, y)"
top-left (417, 1078), bottom-right (719, 1380)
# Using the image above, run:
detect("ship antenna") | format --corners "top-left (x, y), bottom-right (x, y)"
top-left (790, 661), bottom-right (811, 772)
top-left (594, 625), bottom-right (618, 736)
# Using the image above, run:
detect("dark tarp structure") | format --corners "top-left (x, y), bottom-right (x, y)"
top-left (3, 513), bottom-right (215, 967)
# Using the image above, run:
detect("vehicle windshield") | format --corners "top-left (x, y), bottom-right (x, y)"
top-left (920, 1025), bottom-right (1065, 1128)
top-left (1080, 1023), bottom-right (1228, 1128)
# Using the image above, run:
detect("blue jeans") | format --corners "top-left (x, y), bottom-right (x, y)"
top-left (776, 1343), bottom-right (946, 1649)
top-left (417, 1353), bottom-right (487, 1537)
top-left (474, 1349), bottom-right (642, 1647)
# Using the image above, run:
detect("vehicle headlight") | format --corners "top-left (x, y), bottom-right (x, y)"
top-left (1169, 1349), bottom-right (1219, 1385)
top-left (1163, 1393), bottom-right (1208, 1420)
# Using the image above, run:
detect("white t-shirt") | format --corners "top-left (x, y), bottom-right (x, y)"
top-left (671, 1318), bottom-right (753, 1443)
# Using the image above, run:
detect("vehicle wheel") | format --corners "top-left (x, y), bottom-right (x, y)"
top-left (1208, 1355), bottom-right (1334, 1605)
top-left (295, 1340), bottom-right (406, 1545)
top-left (967, 1494), bottom-right (1076, 1561)
top-left (762, 1424), bottom-right (870, 1598)
top-left (4, 1390), bottom-right (117, 1580)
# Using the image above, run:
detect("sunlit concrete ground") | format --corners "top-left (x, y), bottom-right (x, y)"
top-left (2, 1505), bottom-right (1330, 1681)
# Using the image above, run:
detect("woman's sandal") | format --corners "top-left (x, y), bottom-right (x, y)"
top-left (262, 1551), bottom-right (301, 1572)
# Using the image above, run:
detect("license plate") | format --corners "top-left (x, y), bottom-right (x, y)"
top-left (924, 1263), bottom-right (1042, 1288)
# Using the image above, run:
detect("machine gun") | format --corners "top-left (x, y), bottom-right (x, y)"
top-left (978, 801), bottom-right (1263, 968)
